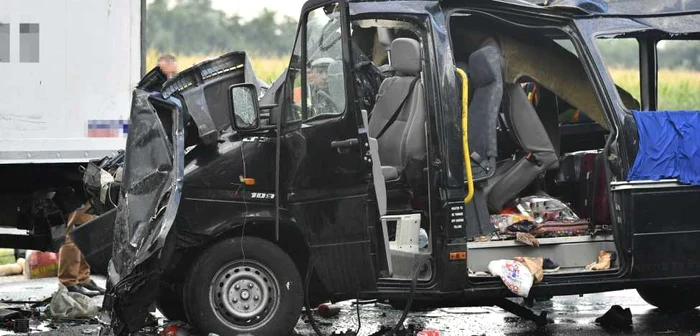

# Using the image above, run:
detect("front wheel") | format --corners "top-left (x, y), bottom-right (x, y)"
top-left (637, 285), bottom-right (700, 311)
top-left (183, 236), bottom-right (303, 335)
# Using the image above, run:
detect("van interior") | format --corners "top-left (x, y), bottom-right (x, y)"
top-left (344, 13), bottom-right (629, 282)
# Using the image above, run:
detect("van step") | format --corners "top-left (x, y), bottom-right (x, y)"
top-left (469, 265), bottom-right (619, 278)
top-left (467, 235), bottom-right (616, 273)
top-left (469, 234), bottom-right (613, 248)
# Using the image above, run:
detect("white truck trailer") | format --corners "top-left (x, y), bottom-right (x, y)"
top-left (0, 0), bottom-right (143, 251)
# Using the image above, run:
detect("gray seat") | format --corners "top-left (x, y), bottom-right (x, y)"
top-left (368, 38), bottom-right (427, 180)
top-left (484, 83), bottom-right (559, 211)
top-left (465, 44), bottom-right (503, 181)
top-left (326, 60), bottom-right (345, 112)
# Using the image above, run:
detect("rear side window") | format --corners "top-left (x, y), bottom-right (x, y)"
top-left (0, 23), bottom-right (8, 62)
top-left (595, 38), bottom-right (641, 110)
top-left (657, 40), bottom-right (700, 111)
top-left (20, 23), bottom-right (40, 63)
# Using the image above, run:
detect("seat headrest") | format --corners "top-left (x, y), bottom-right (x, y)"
top-left (390, 38), bottom-right (421, 76)
top-left (468, 45), bottom-right (503, 88)
top-left (327, 59), bottom-right (343, 75)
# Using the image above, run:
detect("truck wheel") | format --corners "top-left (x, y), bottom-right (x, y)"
top-left (637, 285), bottom-right (700, 311)
top-left (183, 236), bottom-right (303, 335)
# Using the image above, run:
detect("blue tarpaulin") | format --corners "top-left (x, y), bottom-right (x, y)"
top-left (629, 110), bottom-right (700, 185)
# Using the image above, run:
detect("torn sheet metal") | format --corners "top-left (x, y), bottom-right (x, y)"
top-left (104, 89), bottom-right (184, 334)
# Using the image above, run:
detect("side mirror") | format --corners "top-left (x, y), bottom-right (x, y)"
top-left (229, 83), bottom-right (260, 131)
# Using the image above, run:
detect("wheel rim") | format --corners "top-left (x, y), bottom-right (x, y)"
top-left (210, 259), bottom-right (280, 329)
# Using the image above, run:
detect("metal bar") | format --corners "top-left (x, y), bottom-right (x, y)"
top-left (140, 0), bottom-right (147, 76)
top-left (455, 68), bottom-right (474, 204)
top-left (638, 37), bottom-right (658, 111)
top-left (610, 179), bottom-right (697, 191)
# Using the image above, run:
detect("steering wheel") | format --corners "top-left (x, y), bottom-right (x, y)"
top-left (315, 90), bottom-right (341, 113)
top-left (290, 103), bottom-right (302, 120)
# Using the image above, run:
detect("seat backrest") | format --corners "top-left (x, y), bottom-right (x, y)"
top-left (466, 44), bottom-right (503, 180)
top-left (502, 83), bottom-right (558, 168)
top-left (368, 38), bottom-right (426, 172)
top-left (326, 60), bottom-right (345, 111)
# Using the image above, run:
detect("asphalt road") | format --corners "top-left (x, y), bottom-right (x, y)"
top-left (0, 275), bottom-right (698, 335)
top-left (292, 290), bottom-right (700, 335)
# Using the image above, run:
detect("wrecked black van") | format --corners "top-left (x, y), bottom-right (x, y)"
top-left (75, 0), bottom-right (700, 335)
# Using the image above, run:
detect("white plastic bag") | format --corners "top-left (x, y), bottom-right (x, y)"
top-left (488, 259), bottom-right (534, 297)
top-left (49, 284), bottom-right (100, 319)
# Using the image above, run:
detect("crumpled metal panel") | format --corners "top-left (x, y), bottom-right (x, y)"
top-left (161, 52), bottom-right (268, 146)
top-left (106, 89), bottom-right (184, 334)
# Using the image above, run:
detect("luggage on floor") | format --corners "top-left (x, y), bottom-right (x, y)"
top-left (553, 150), bottom-right (610, 228)
top-left (532, 219), bottom-right (589, 237)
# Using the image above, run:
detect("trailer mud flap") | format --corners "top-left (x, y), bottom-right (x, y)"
top-left (104, 90), bottom-right (184, 334)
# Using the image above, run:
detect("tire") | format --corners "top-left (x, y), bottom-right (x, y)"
top-left (183, 236), bottom-right (303, 335)
top-left (156, 282), bottom-right (187, 322)
top-left (637, 285), bottom-right (700, 311)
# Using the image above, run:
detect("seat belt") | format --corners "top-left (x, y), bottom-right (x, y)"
top-left (375, 77), bottom-right (420, 139)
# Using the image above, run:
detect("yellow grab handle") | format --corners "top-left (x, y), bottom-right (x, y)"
top-left (455, 68), bottom-right (474, 204)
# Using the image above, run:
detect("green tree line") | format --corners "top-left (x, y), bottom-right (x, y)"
top-left (147, 0), bottom-right (299, 56)
top-left (147, 0), bottom-right (700, 71)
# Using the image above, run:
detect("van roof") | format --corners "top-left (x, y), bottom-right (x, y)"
top-left (301, 0), bottom-right (700, 17)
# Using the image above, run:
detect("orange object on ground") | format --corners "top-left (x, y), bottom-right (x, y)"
top-left (417, 329), bottom-right (441, 336)
top-left (26, 251), bottom-right (58, 279)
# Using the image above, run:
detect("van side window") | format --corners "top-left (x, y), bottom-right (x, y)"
top-left (657, 40), bottom-right (700, 111)
top-left (596, 38), bottom-right (641, 110)
top-left (302, 6), bottom-right (346, 120)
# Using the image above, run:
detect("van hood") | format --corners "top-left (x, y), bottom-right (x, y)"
top-left (103, 52), bottom-right (267, 334)
top-left (103, 89), bottom-right (184, 334)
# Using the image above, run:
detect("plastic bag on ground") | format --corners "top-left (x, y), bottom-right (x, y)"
top-left (49, 284), bottom-right (100, 319)
top-left (488, 259), bottom-right (534, 297)
top-left (514, 256), bottom-right (544, 283)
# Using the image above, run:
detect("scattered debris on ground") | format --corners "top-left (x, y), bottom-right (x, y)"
top-left (595, 305), bottom-right (632, 330)
top-left (48, 284), bottom-right (100, 319)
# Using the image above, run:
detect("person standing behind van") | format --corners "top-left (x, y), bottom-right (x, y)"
top-left (158, 54), bottom-right (179, 79)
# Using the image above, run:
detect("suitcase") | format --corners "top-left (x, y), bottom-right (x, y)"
top-left (577, 151), bottom-right (597, 219)
top-left (553, 150), bottom-right (610, 227)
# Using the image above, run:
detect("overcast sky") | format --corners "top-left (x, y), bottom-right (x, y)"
top-left (209, 0), bottom-right (308, 20)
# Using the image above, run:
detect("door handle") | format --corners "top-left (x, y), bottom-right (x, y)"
top-left (331, 138), bottom-right (359, 149)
